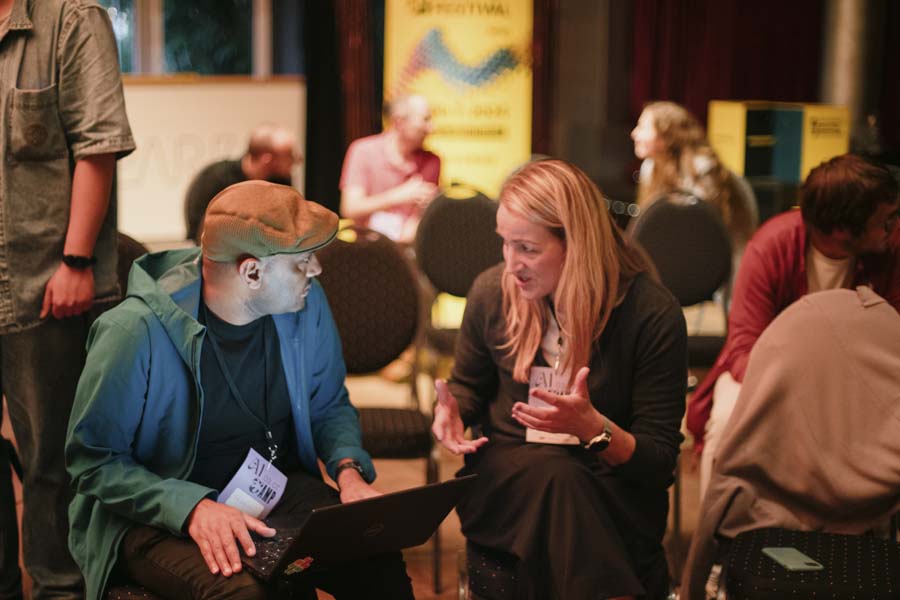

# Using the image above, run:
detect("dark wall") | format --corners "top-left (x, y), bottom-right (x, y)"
top-left (301, 0), bottom-right (343, 213)
top-left (879, 1), bottom-right (900, 162)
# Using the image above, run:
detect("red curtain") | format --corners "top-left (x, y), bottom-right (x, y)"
top-left (630, 0), bottom-right (823, 124)
top-left (335, 0), bottom-right (379, 149)
top-left (532, 0), bottom-right (558, 155)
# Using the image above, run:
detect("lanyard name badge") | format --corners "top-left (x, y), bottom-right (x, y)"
top-left (220, 448), bottom-right (286, 519)
top-left (526, 367), bottom-right (580, 445)
top-left (527, 303), bottom-right (580, 445)
top-left (205, 314), bottom-right (287, 519)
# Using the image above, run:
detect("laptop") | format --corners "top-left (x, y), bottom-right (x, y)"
top-left (241, 474), bottom-right (477, 581)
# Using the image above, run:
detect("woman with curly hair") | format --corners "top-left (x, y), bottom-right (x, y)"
top-left (631, 101), bottom-right (758, 262)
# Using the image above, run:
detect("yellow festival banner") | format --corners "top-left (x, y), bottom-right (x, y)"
top-left (384, 0), bottom-right (533, 198)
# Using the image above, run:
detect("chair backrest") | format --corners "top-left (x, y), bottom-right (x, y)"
top-left (630, 193), bottom-right (732, 307)
top-left (316, 226), bottom-right (420, 375)
top-left (117, 232), bottom-right (149, 297)
top-left (414, 188), bottom-right (504, 297)
top-left (729, 170), bottom-right (760, 231)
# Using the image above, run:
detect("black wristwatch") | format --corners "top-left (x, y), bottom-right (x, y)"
top-left (583, 418), bottom-right (613, 453)
top-left (62, 254), bottom-right (97, 270)
top-left (334, 460), bottom-right (365, 483)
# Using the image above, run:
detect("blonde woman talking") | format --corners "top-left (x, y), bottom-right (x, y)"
top-left (433, 159), bottom-right (687, 599)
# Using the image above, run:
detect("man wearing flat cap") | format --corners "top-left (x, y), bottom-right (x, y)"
top-left (65, 181), bottom-right (415, 600)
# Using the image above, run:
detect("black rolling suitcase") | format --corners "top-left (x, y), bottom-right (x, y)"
top-left (724, 527), bottom-right (900, 599)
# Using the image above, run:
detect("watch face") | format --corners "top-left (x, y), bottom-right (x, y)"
top-left (587, 431), bottom-right (612, 452)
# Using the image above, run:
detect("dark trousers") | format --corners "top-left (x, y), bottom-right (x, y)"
top-left (0, 317), bottom-right (92, 600)
top-left (116, 469), bottom-right (416, 600)
top-left (0, 438), bottom-right (21, 600)
top-left (457, 441), bottom-right (670, 600)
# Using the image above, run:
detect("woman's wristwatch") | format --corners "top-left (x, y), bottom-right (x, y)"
top-left (583, 418), bottom-right (613, 452)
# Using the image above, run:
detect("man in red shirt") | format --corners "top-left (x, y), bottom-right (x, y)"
top-left (690, 154), bottom-right (900, 496)
top-left (339, 95), bottom-right (440, 243)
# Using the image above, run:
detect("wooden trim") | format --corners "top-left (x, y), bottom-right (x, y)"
top-left (122, 74), bottom-right (306, 85)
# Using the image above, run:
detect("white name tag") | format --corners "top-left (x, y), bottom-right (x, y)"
top-left (526, 366), bottom-right (580, 445)
top-left (219, 448), bottom-right (287, 519)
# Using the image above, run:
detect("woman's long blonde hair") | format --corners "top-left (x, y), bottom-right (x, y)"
top-left (500, 159), bottom-right (651, 383)
top-left (638, 101), bottom-right (755, 244)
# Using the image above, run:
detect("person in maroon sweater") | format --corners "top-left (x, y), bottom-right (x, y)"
top-left (690, 154), bottom-right (900, 496)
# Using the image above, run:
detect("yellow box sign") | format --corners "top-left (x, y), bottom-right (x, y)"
top-left (708, 100), bottom-right (849, 183)
top-left (384, 0), bottom-right (533, 197)
top-left (707, 101), bottom-right (749, 178)
top-left (801, 105), bottom-right (850, 181)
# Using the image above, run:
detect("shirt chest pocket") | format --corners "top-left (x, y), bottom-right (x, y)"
top-left (8, 84), bottom-right (68, 162)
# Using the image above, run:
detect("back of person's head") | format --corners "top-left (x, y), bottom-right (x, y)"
top-left (499, 159), bottom-right (650, 381)
top-left (801, 154), bottom-right (899, 236)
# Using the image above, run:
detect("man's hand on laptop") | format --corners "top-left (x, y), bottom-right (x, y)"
top-left (336, 461), bottom-right (381, 503)
top-left (186, 498), bottom-right (277, 577)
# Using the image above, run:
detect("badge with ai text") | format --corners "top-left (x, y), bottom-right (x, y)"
top-left (526, 366), bottom-right (580, 445)
top-left (220, 448), bottom-right (287, 519)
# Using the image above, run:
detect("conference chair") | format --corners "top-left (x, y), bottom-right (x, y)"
top-left (722, 528), bottom-right (900, 599)
top-left (116, 232), bottom-right (150, 297)
top-left (413, 187), bottom-right (504, 391)
top-left (630, 192), bottom-right (733, 374)
top-left (315, 226), bottom-right (446, 593)
top-left (629, 193), bottom-right (733, 559)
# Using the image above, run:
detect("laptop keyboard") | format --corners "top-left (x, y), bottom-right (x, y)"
top-left (242, 528), bottom-right (301, 580)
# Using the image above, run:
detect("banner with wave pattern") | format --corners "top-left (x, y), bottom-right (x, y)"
top-left (385, 0), bottom-right (533, 197)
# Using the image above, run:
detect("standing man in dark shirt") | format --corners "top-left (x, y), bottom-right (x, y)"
top-left (66, 181), bottom-right (415, 600)
top-left (184, 125), bottom-right (300, 244)
top-left (0, 0), bottom-right (134, 597)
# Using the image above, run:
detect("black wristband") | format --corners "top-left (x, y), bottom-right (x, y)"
top-left (62, 254), bottom-right (97, 270)
top-left (334, 460), bottom-right (365, 484)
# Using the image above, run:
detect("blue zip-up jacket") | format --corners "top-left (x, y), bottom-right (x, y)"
top-left (65, 248), bottom-right (374, 600)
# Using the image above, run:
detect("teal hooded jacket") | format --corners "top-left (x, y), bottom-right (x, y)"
top-left (65, 248), bottom-right (375, 600)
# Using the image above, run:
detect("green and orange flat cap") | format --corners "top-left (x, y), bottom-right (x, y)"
top-left (201, 180), bottom-right (338, 262)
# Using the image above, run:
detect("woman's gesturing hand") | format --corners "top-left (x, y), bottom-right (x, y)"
top-left (511, 367), bottom-right (604, 442)
top-left (432, 379), bottom-right (489, 454)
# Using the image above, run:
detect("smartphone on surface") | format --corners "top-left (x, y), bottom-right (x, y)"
top-left (761, 546), bottom-right (825, 572)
